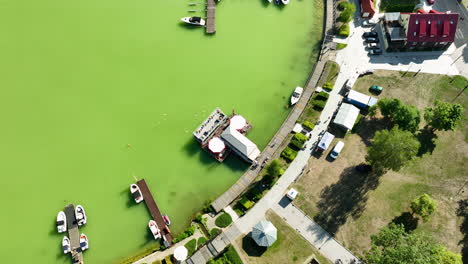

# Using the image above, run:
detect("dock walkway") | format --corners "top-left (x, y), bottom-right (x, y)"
top-left (137, 179), bottom-right (173, 246)
top-left (65, 204), bottom-right (84, 264)
top-left (206, 0), bottom-right (216, 34)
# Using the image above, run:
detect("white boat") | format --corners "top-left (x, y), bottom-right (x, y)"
top-left (62, 236), bottom-right (71, 254)
top-left (80, 233), bottom-right (89, 251)
top-left (148, 220), bottom-right (161, 240)
top-left (130, 184), bottom-right (144, 203)
top-left (282, 0), bottom-right (290, 4)
top-left (181, 16), bottom-right (206, 26)
top-left (75, 205), bottom-right (87, 226)
top-left (56, 211), bottom-right (67, 233)
top-left (290, 86), bottom-right (303, 105)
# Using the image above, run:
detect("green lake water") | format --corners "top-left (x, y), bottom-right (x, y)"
top-left (0, 0), bottom-right (323, 263)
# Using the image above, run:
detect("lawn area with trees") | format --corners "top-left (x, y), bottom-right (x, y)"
top-left (292, 70), bottom-right (467, 259)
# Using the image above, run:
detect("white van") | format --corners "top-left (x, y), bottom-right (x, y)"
top-left (329, 141), bottom-right (345, 159)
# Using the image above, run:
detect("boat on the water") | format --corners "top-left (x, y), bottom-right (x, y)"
top-left (148, 220), bottom-right (161, 240)
top-left (62, 236), bottom-right (71, 254)
top-left (274, 0), bottom-right (280, 5)
top-left (282, 0), bottom-right (290, 4)
top-left (290, 86), bottom-right (303, 105)
top-left (130, 184), bottom-right (144, 203)
top-left (56, 211), bottom-right (67, 233)
top-left (80, 233), bottom-right (89, 251)
top-left (163, 214), bottom-right (171, 226)
top-left (75, 205), bottom-right (87, 226)
top-left (181, 16), bottom-right (206, 26)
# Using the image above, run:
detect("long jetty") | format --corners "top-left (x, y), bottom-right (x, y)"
top-left (65, 204), bottom-right (84, 264)
top-left (206, 0), bottom-right (216, 34)
top-left (137, 179), bottom-right (173, 247)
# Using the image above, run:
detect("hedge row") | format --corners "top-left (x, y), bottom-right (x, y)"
top-left (281, 146), bottom-right (298, 162)
top-left (173, 225), bottom-right (195, 243)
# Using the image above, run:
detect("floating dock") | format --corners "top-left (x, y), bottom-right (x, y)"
top-left (64, 204), bottom-right (84, 264)
top-left (206, 0), bottom-right (216, 34)
top-left (137, 179), bottom-right (173, 247)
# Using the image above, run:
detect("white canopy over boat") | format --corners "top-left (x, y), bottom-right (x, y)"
top-left (208, 137), bottom-right (226, 153)
top-left (230, 115), bottom-right (247, 131)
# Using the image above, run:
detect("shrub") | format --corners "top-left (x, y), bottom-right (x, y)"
top-left (163, 255), bottom-right (173, 264)
top-left (338, 1), bottom-right (349, 10)
top-left (313, 100), bottom-right (326, 110)
top-left (266, 159), bottom-right (284, 178)
top-left (185, 239), bottom-right (197, 256)
top-left (281, 146), bottom-right (298, 162)
top-left (202, 200), bottom-right (214, 214)
top-left (316, 91), bottom-right (330, 101)
top-left (239, 197), bottom-right (254, 210)
top-left (323, 82), bottom-right (333, 89)
top-left (338, 2), bottom-right (356, 23)
top-left (173, 225), bottom-right (196, 243)
top-left (152, 261), bottom-right (162, 264)
top-left (215, 212), bottom-right (233, 228)
top-left (197, 237), bottom-right (207, 248)
top-left (210, 228), bottom-right (221, 238)
top-left (290, 133), bottom-right (308, 149)
top-left (224, 245), bottom-right (243, 264)
top-left (303, 121), bottom-right (315, 131)
top-left (336, 43), bottom-right (347, 50)
top-left (338, 23), bottom-right (350, 37)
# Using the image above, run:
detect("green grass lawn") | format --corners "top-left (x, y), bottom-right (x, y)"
top-left (380, 0), bottom-right (419, 12)
top-left (235, 210), bottom-right (331, 264)
top-left (293, 71), bottom-right (468, 257)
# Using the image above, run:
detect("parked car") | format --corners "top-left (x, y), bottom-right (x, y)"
top-left (427, 0), bottom-right (435, 5)
top-left (369, 48), bottom-right (383, 55)
top-left (329, 141), bottom-right (344, 160)
top-left (362, 20), bottom-right (377, 27)
top-left (362, 31), bottom-right (378, 38)
top-left (369, 85), bottom-right (383, 94)
top-left (368, 42), bottom-right (379, 48)
top-left (365, 37), bottom-right (379, 43)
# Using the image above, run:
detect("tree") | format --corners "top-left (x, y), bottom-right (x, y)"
top-left (366, 127), bottom-right (420, 172)
top-left (266, 159), bottom-right (284, 178)
top-left (410, 193), bottom-right (437, 222)
top-left (366, 223), bottom-right (462, 264)
top-left (377, 98), bottom-right (421, 132)
top-left (424, 100), bottom-right (463, 131)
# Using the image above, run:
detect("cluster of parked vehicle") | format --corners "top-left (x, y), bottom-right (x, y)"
top-left (362, 30), bottom-right (382, 55)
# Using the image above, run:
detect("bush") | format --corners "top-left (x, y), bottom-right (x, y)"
top-left (185, 239), bottom-right (197, 256)
top-left (239, 197), bottom-right (254, 210)
top-left (202, 200), bottom-right (214, 214)
top-left (313, 100), bottom-right (326, 110)
top-left (323, 82), bottom-right (333, 89)
top-left (197, 237), bottom-right (207, 248)
top-left (163, 255), bottom-right (173, 264)
top-left (338, 1), bottom-right (349, 10)
top-left (338, 2), bottom-right (356, 23)
top-left (215, 212), bottom-right (233, 228)
top-left (210, 228), bottom-right (221, 238)
top-left (224, 245), bottom-right (243, 264)
top-left (266, 159), bottom-right (284, 178)
top-left (290, 133), bottom-right (308, 149)
top-left (380, 0), bottom-right (418, 12)
top-left (152, 261), bottom-right (162, 264)
top-left (316, 91), bottom-right (330, 101)
top-left (281, 146), bottom-right (298, 162)
top-left (336, 43), bottom-right (347, 50)
top-left (338, 23), bottom-right (350, 37)
top-left (173, 225), bottom-right (196, 243)
top-left (302, 121), bottom-right (315, 131)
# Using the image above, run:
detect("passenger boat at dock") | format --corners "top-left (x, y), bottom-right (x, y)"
top-left (181, 16), bottom-right (206, 26)
top-left (56, 211), bottom-right (67, 233)
top-left (290, 86), bottom-right (303, 106)
top-left (130, 184), bottom-right (144, 203)
top-left (149, 220), bottom-right (162, 240)
top-left (80, 233), bottom-right (89, 251)
top-left (62, 236), bottom-right (71, 254)
top-left (75, 205), bottom-right (87, 226)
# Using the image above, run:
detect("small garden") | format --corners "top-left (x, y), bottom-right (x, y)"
top-left (380, 0), bottom-right (419, 12)
top-left (207, 245), bottom-right (243, 264)
top-left (335, 1), bottom-right (356, 38)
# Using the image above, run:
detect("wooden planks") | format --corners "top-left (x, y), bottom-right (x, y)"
top-left (65, 204), bottom-right (84, 264)
top-left (206, 0), bottom-right (216, 34)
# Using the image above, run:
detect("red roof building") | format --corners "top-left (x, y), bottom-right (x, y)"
top-left (360, 0), bottom-right (375, 18)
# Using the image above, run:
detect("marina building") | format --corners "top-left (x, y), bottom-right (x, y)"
top-left (221, 125), bottom-right (260, 163)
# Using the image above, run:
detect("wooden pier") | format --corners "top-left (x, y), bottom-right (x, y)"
top-left (65, 204), bottom-right (84, 264)
top-left (137, 179), bottom-right (174, 247)
top-left (206, 0), bottom-right (216, 34)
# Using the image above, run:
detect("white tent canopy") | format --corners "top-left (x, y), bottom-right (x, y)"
top-left (318, 132), bottom-right (335, 151)
top-left (333, 103), bottom-right (360, 130)
top-left (174, 246), bottom-right (188, 261)
top-left (208, 137), bottom-right (225, 153)
top-left (252, 221), bottom-right (277, 247)
top-left (230, 115), bottom-right (247, 131)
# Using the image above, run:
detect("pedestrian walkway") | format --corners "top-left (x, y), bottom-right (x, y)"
top-left (272, 203), bottom-right (359, 264)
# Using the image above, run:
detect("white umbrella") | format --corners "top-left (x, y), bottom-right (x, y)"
top-left (173, 246), bottom-right (188, 261)
top-left (252, 221), bottom-right (277, 247)
top-left (230, 115), bottom-right (247, 131)
top-left (208, 137), bottom-right (225, 153)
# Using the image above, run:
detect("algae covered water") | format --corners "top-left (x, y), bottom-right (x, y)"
top-left (0, 0), bottom-right (323, 263)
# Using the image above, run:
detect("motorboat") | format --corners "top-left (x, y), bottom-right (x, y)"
top-left (148, 220), bottom-right (161, 240)
top-left (56, 211), bottom-right (67, 233)
top-left (62, 236), bottom-right (71, 254)
top-left (75, 205), bottom-right (87, 226)
top-left (274, 0), bottom-right (280, 5)
top-left (130, 184), bottom-right (144, 203)
top-left (80, 233), bottom-right (89, 251)
top-left (181, 16), bottom-right (206, 26)
top-left (290, 86), bottom-right (303, 105)
top-left (163, 214), bottom-right (171, 226)
top-left (282, 0), bottom-right (290, 4)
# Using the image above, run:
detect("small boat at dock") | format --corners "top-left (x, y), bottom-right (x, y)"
top-left (149, 220), bottom-right (162, 240)
top-left (274, 0), bottom-right (281, 5)
top-left (290, 86), bottom-right (303, 106)
top-left (80, 233), bottom-right (89, 251)
top-left (181, 16), bottom-right (206, 26)
top-left (163, 214), bottom-right (171, 226)
top-left (130, 184), bottom-right (144, 203)
top-left (56, 211), bottom-right (67, 233)
top-left (62, 236), bottom-right (71, 254)
top-left (75, 205), bottom-right (87, 226)
top-left (282, 0), bottom-right (290, 4)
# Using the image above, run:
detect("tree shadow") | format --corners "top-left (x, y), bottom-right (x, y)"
top-left (390, 212), bottom-right (419, 233)
top-left (456, 199), bottom-right (468, 263)
top-left (242, 233), bottom-right (267, 257)
top-left (313, 167), bottom-right (383, 235)
top-left (353, 116), bottom-right (391, 146)
top-left (416, 126), bottom-right (438, 157)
